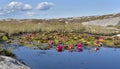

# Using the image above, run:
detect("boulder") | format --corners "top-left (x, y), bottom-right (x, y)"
top-left (113, 34), bottom-right (120, 40)
top-left (0, 55), bottom-right (30, 69)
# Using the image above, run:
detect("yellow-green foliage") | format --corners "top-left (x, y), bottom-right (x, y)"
top-left (104, 40), bottom-right (115, 46)
top-left (2, 35), bottom-right (8, 41)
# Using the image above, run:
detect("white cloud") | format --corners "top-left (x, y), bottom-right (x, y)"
top-left (36, 2), bottom-right (55, 10)
top-left (8, 1), bottom-right (23, 9)
top-left (0, 7), bottom-right (4, 15)
top-left (7, 1), bottom-right (32, 12)
top-left (0, 12), bottom-right (4, 15)
top-left (26, 12), bottom-right (35, 16)
top-left (23, 4), bottom-right (32, 10)
top-left (0, 1), bottom-right (55, 16)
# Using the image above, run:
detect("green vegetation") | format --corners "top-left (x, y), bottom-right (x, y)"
top-left (0, 19), bottom-right (120, 51)
top-left (0, 22), bottom-right (119, 36)
top-left (5, 32), bottom-right (119, 50)
top-left (2, 36), bottom-right (8, 41)
top-left (115, 21), bottom-right (120, 29)
top-left (0, 45), bottom-right (14, 57)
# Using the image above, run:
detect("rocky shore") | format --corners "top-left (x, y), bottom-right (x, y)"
top-left (0, 55), bottom-right (30, 69)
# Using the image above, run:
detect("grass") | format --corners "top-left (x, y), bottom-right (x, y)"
top-left (115, 21), bottom-right (120, 29)
top-left (0, 22), bottom-right (119, 36)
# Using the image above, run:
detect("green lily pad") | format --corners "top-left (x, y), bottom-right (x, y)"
top-left (2, 35), bottom-right (8, 41)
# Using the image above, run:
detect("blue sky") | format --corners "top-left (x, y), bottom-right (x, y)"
top-left (0, 0), bottom-right (120, 19)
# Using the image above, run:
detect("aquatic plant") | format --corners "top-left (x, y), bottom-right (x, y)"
top-left (99, 38), bottom-right (104, 42)
top-left (68, 45), bottom-right (74, 49)
top-left (0, 46), bottom-right (14, 57)
top-left (94, 47), bottom-right (100, 52)
top-left (2, 35), bottom-right (8, 41)
top-left (2, 31), bottom-right (119, 50)
top-left (77, 43), bottom-right (84, 49)
top-left (48, 40), bottom-right (53, 46)
top-left (57, 45), bottom-right (64, 52)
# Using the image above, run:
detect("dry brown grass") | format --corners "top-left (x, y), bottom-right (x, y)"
top-left (0, 22), bottom-right (119, 36)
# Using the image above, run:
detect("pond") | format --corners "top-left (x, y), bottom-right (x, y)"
top-left (5, 44), bottom-right (120, 69)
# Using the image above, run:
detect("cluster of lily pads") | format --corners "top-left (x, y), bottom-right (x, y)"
top-left (1, 32), bottom-right (120, 52)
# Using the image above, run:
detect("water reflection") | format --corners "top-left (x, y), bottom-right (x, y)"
top-left (3, 43), bottom-right (102, 53)
top-left (78, 48), bottom-right (83, 52)
top-left (13, 46), bottom-right (120, 69)
top-left (2, 43), bottom-right (120, 69)
top-left (94, 47), bottom-right (100, 52)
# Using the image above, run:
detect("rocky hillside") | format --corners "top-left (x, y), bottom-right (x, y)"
top-left (82, 17), bottom-right (120, 26)
top-left (0, 12), bottom-right (120, 26)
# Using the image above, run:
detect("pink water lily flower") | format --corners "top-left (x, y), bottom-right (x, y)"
top-left (57, 45), bottom-right (64, 52)
top-left (77, 43), bottom-right (84, 49)
top-left (96, 40), bottom-right (100, 45)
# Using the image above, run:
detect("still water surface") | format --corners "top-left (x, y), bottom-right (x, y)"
top-left (10, 46), bottom-right (120, 69)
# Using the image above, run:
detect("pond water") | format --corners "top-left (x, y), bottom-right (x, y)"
top-left (7, 45), bottom-right (120, 69)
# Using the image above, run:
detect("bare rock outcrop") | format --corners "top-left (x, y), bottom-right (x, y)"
top-left (0, 55), bottom-right (30, 69)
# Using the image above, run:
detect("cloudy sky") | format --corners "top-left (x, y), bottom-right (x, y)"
top-left (0, 0), bottom-right (120, 19)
